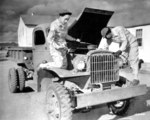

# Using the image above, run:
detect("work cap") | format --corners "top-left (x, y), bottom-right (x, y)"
top-left (101, 27), bottom-right (111, 38)
top-left (59, 9), bottom-right (72, 16)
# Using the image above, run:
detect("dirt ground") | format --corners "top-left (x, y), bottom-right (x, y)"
top-left (1, 52), bottom-right (150, 120)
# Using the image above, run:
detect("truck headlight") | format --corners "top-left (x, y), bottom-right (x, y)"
top-left (24, 56), bottom-right (28, 60)
top-left (76, 61), bottom-right (85, 71)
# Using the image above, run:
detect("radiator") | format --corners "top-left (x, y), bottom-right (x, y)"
top-left (90, 52), bottom-right (119, 84)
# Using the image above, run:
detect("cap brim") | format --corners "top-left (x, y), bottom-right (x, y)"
top-left (59, 12), bottom-right (72, 16)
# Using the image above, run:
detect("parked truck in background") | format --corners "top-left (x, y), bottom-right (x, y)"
top-left (7, 7), bottom-right (147, 120)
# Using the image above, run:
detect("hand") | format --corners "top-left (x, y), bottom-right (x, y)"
top-left (76, 38), bottom-right (81, 42)
top-left (113, 50), bottom-right (122, 57)
top-left (57, 47), bottom-right (68, 52)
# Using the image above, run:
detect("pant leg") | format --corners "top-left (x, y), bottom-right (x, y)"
top-left (130, 59), bottom-right (139, 80)
top-left (39, 52), bottom-right (64, 68)
top-left (39, 48), bottom-right (67, 69)
top-left (57, 48), bottom-right (68, 68)
top-left (128, 42), bottom-right (139, 80)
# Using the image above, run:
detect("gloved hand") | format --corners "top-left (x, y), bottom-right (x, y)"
top-left (113, 50), bottom-right (122, 57)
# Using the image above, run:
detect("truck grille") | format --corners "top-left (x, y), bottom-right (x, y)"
top-left (90, 52), bottom-right (119, 84)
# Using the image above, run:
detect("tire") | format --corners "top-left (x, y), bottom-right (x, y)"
top-left (108, 76), bottom-right (130, 116)
top-left (107, 99), bottom-right (130, 116)
top-left (8, 68), bottom-right (18, 93)
top-left (46, 83), bottom-right (72, 120)
top-left (41, 78), bottom-right (52, 91)
top-left (17, 67), bottom-right (25, 92)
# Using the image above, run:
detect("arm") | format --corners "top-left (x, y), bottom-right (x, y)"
top-left (65, 34), bottom-right (76, 41)
top-left (118, 27), bottom-right (128, 51)
top-left (47, 30), bottom-right (55, 44)
top-left (113, 27), bottom-right (129, 57)
top-left (47, 23), bottom-right (56, 44)
top-left (120, 40), bottom-right (128, 51)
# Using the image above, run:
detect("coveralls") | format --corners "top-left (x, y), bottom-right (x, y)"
top-left (98, 26), bottom-right (139, 80)
top-left (40, 19), bottom-right (68, 69)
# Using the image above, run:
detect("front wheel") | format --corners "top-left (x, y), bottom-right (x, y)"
top-left (107, 99), bottom-right (130, 115)
top-left (46, 83), bottom-right (72, 120)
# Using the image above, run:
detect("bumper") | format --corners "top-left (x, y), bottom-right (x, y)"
top-left (75, 84), bottom-right (147, 109)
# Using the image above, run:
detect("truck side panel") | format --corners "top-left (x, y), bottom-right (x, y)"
top-left (8, 47), bottom-right (33, 69)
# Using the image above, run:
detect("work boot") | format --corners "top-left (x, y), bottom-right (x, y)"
top-left (129, 79), bottom-right (140, 86)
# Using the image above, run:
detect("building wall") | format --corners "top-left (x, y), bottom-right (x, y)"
top-left (128, 25), bottom-right (150, 63)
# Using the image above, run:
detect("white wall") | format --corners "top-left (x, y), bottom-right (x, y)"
top-left (128, 25), bottom-right (150, 63)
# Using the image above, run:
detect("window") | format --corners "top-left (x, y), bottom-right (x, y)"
top-left (34, 30), bottom-right (45, 45)
top-left (136, 29), bottom-right (143, 46)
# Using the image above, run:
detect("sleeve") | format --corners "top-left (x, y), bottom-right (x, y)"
top-left (47, 23), bottom-right (56, 43)
top-left (98, 37), bottom-right (109, 50)
top-left (118, 27), bottom-right (128, 51)
top-left (65, 34), bottom-right (76, 41)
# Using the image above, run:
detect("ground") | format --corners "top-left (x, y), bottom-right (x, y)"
top-left (0, 50), bottom-right (150, 120)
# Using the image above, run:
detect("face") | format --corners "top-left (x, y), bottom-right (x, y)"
top-left (106, 32), bottom-right (113, 40)
top-left (59, 15), bottom-right (70, 24)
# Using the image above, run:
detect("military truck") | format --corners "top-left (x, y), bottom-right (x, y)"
top-left (7, 8), bottom-right (147, 120)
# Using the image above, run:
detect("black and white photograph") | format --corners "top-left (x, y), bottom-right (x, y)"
top-left (0, 0), bottom-right (150, 120)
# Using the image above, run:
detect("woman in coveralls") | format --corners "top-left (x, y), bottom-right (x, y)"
top-left (40, 10), bottom-right (79, 69)
top-left (98, 26), bottom-right (139, 86)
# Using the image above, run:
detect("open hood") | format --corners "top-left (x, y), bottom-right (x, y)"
top-left (68, 8), bottom-right (114, 45)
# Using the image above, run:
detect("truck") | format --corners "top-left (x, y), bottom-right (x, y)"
top-left (7, 7), bottom-right (147, 120)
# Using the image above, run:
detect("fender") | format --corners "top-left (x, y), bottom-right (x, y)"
top-left (37, 68), bottom-right (90, 91)
top-left (45, 68), bottom-right (90, 78)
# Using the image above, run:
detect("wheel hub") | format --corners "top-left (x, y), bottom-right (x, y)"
top-left (114, 101), bottom-right (124, 107)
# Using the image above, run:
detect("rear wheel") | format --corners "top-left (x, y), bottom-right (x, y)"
top-left (108, 99), bottom-right (130, 115)
top-left (108, 76), bottom-right (130, 115)
top-left (46, 83), bottom-right (72, 120)
top-left (17, 67), bottom-right (25, 92)
top-left (8, 68), bottom-right (18, 93)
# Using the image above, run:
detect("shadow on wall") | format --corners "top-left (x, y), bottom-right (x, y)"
top-left (126, 87), bottom-right (150, 115)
